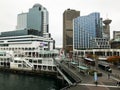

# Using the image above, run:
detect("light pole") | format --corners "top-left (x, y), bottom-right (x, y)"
top-left (93, 54), bottom-right (99, 70)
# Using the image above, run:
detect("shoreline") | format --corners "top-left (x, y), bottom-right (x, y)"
top-left (0, 67), bottom-right (57, 77)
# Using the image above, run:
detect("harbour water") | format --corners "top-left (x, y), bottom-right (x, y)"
top-left (0, 72), bottom-right (62, 90)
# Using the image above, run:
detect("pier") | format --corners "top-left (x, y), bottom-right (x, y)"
top-left (0, 67), bottom-right (57, 77)
top-left (54, 57), bottom-right (120, 90)
top-left (54, 58), bottom-right (82, 85)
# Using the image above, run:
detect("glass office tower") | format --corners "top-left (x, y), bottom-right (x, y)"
top-left (16, 4), bottom-right (49, 35)
top-left (73, 12), bottom-right (102, 49)
top-left (1, 4), bottom-right (51, 38)
top-left (27, 4), bottom-right (49, 33)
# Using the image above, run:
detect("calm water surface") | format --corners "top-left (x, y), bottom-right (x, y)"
top-left (0, 72), bottom-right (61, 90)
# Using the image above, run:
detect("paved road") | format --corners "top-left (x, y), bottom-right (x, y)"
top-left (61, 58), bottom-right (120, 90)
top-left (68, 75), bottom-right (120, 90)
top-left (69, 83), bottom-right (120, 90)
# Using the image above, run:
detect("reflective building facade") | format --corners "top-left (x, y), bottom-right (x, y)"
top-left (73, 12), bottom-right (102, 49)
top-left (27, 4), bottom-right (49, 33)
top-left (16, 4), bottom-right (49, 36)
top-left (1, 4), bottom-right (50, 38)
top-left (0, 29), bottom-right (40, 37)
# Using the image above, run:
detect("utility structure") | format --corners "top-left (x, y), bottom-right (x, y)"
top-left (103, 18), bottom-right (112, 40)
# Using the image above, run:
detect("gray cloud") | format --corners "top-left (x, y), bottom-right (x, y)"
top-left (0, 0), bottom-right (119, 47)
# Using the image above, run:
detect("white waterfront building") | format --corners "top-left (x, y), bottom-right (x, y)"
top-left (0, 35), bottom-right (59, 71)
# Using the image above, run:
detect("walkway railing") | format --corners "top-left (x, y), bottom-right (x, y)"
top-left (53, 58), bottom-right (82, 84)
top-left (23, 59), bottom-right (33, 68)
top-left (56, 66), bottom-right (73, 85)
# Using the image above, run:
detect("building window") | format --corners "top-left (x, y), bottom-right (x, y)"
top-left (29, 59), bottom-right (32, 63)
top-left (33, 60), bottom-right (37, 63)
top-left (18, 64), bottom-right (22, 67)
top-left (18, 61), bottom-right (22, 63)
top-left (38, 60), bottom-right (42, 64)
top-left (14, 60), bottom-right (17, 63)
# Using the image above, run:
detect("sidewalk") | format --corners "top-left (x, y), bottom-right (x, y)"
top-left (68, 72), bottom-right (120, 90)
top-left (67, 64), bottom-right (120, 90)
top-left (111, 65), bottom-right (120, 80)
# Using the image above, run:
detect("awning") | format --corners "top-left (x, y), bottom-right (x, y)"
top-left (70, 61), bottom-right (78, 65)
top-left (0, 52), bottom-right (6, 54)
top-left (77, 65), bottom-right (88, 70)
top-left (84, 58), bottom-right (94, 61)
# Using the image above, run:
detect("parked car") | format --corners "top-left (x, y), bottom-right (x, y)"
top-left (98, 63), bottom-right (112, 73)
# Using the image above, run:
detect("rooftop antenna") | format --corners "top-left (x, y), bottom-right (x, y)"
top-left (106, 13), bottom-right (108, 19)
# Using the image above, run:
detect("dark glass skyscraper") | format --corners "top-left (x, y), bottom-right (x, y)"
top-left (27, 4), bottom-right (49, 33)
top-left (16, 4), bottom-right (49, 36)
top-left (0, 4), bottom-right (51, 38)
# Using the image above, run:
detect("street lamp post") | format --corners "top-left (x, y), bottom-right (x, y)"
top-left (93, 54), bottom-right (99, 70)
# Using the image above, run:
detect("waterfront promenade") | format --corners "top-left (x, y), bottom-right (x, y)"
top-left (59, 58), bottom-right (120, 90)
top-left (69, 73), bottom-right (120, 90)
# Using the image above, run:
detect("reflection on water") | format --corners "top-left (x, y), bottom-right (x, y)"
top-left (0, 72), bottom-right (61, 90)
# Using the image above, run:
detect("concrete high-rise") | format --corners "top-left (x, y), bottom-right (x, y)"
top-left (113, 31), bottom-right (120, 40)
top-left (16, 13), bottom-right (27, 30)
top-left (63, 9), bottom-right (80, 54)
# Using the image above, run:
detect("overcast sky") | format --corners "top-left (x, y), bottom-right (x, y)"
top-left (0, 0), bottom-right (120, 47)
